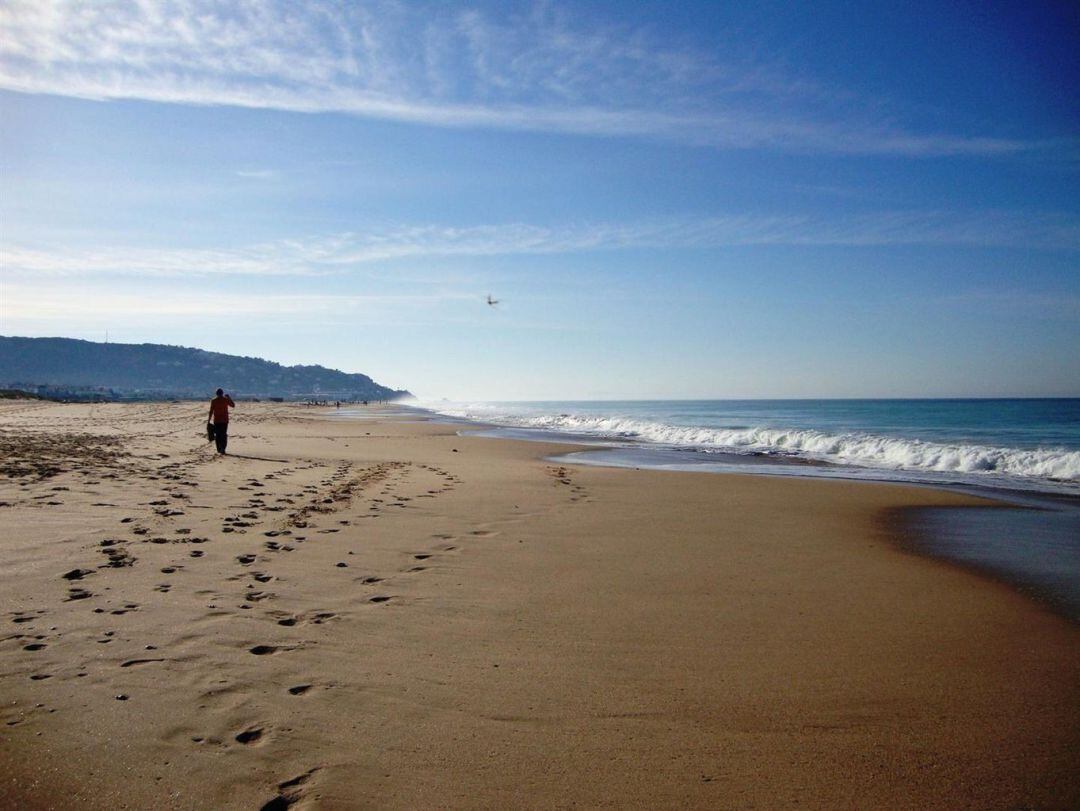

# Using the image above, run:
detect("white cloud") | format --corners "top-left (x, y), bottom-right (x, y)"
top-left (3, 210), bottom-right (1076, 280)
top-left (234, 169), bottom-right (276, 179)
top-left (0, 282), bottom-right (467, 323)
top-left (1, 242), bottom-right (325, 276)
top-left (0, 0), bottom-right (1039, 156)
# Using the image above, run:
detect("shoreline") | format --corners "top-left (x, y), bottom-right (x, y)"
top-left (393, 404), bottom-right (1080, 624)
top-left (399, 401), bottom-right (1080, 498)
top-left (1, 401), bottom-right (1077, 808)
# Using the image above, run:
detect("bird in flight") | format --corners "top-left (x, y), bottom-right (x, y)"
top-left (486, 294), bottom-right (500, 306)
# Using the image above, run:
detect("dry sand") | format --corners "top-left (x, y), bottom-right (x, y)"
top-left (0, 401), bottom-right (1076, 809)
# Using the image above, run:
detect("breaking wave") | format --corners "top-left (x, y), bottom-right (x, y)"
top-left (429, 406), bottom-right (1080, 483)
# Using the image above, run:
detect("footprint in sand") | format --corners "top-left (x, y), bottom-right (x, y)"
top-left (264, 542), bottom-right (294, 552)
top-left (101, 544), bottom-right (136, 568)
top-left (120, 657), bottom-right (166, 668)
top-left (11, 610), bottom-right (45, 625)
top-left (235, 726), bottom-right (266, 745)
top-left (260, 767), bottom-right (321, 811)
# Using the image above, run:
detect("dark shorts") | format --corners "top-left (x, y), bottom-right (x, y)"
top-left (214, 422), bottom-right (229, 453)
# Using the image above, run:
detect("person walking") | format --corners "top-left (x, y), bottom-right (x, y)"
top-left (208, 388), bottom-right (235, 455)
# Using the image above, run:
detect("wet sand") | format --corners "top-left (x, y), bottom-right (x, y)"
top-left (1, 401), bottom-right (1077, 809)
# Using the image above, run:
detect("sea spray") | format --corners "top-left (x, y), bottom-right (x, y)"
top-left (418, 399), bottom-right (1080, 487)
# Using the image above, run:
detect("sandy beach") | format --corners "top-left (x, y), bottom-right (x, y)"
top-left (0, 400), bottom-right (1076, 809)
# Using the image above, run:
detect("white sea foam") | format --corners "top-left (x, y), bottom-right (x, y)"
top-left (422, 403), bottom-right (1080, 483)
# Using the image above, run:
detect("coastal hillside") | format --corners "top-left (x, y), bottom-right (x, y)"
top-left (0, 336), bottom-right (409, 401)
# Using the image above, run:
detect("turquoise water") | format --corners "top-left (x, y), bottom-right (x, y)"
top-left (418, 398), bottom-right (1080, 495)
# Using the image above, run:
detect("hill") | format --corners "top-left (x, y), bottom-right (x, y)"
top-left (0, 336), bottom-right (409, 401)
top-left (0, 389), bottom-right (55, 401)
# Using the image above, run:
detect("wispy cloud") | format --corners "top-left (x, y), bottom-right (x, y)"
top-left (0, 282), bottom-right (469, 321)
top-left (3, 210), bottom-right (1076, 279)
top-left (2, 242), bottom-right (324, 276)
top-left (234, 169), bottom-right (276, 179)
top-left (0, 0), bottom-right (1042, 156)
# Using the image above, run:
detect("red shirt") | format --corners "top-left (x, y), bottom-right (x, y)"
top-left (209, 395), bottom-right (234, 424)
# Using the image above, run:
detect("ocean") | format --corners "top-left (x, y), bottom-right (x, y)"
top-left (402, 398), bottom-right (1080, 619)
top-left (415, 398), bottom-right (1080, 495)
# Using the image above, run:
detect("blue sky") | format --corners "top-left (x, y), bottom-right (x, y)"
top-left (1, 0), bottom-right (1077, 399)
